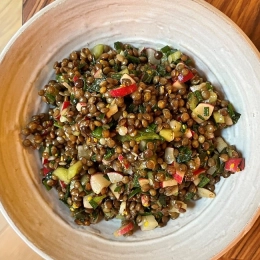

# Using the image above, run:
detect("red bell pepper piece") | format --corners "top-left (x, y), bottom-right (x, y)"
top-left (42, 167), bottom-right (52, 176)
top-left (113, 221), bottom-right (135, 237)
top-left (225, 158), bottom-right (245, 172)
top-left (178, 70), bottom-right (194, 83)
top-left (59, 180), bottom-right (67, 189)
top-left (42, 157), bottom-right (51, 176)
top-left (193, 168), bottom-right (206, 176)
top-left (110, 84), bottom-right (138, 97)
top-left (118, 154), bottom-right (130, 169)
top-left (61, 100), bottom-right (70, 111)
top-left (73, 75), bottom-right (79, 82)
top-left (173, 172), bottom-right (184, 184)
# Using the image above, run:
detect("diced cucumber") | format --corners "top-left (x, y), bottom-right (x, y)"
top-left (213, 111), bottom-right (225, 123)
top-left (140, 215), bottom-right (158, 231)
top-left (159, 129), bottom-right (174, 142)
top-left (215, 136), bottom-right (228, 153)
top-left (53, 161), bottom-right (83, 184)
top-left (169, 120), bottom-right (182, 132)
top-left (67, 161), bottom-right (83, 180)
top-left (204, 91), bottom-right (218, 103)
top-left (190, 82), bottom-right (207, 92)
top-left (53, 167), bottom-right (69, 183)
top-left (119, 68), bottom-right (129, 74)
top-left (168, 50), bottom-right (182, 63)
top-left (92, 44), bottom-right (104, 59)
top-left (187, 93), bottom-right (199, 110)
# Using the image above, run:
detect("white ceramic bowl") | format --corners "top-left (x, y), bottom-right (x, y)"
top-left (0, 0), bottom-right (259, 259)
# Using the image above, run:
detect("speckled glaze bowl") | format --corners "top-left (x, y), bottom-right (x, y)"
top-left (0, 0), bottom-right (259, 259)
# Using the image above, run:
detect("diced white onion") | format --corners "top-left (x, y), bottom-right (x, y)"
top-left (118, 126), bottom-right (127, 136)
top-left (164, 147), bottom-right (175, 164)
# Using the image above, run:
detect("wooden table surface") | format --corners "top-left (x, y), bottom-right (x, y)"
top-left (0, 0), bottom-right (259, 259)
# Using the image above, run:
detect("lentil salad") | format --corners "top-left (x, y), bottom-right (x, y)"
top-left (21, 42), bottom-right (244, 236)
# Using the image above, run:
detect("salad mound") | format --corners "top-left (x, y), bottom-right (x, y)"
top-left (21, 42), bottom-right (244, 236)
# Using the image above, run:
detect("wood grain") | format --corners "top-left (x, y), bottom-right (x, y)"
top-left (207, 0), bottom-right (260, 51)
top-left (22, 0), bottom-right (54, 24)
top-left (21, 0), bottom-right (260, 259)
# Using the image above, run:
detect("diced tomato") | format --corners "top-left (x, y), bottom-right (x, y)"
top-left (178, 70), bottom-right (194, 83)
top-left (110, 84), bottom-right (138, 97)
top-left (225, 158), bottom-right (245, 172)
top-left (193, 168), bottom-right (206, 176)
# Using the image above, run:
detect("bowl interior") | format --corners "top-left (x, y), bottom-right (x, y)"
top-left (0, 0), bottom-right (260, 259)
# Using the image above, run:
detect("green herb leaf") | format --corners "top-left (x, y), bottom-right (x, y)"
top-left (198, 174), bottom-right (210, 188)
top-left (145, 123), bottom-right (157, 133)
top-left (194, 90), bottom-right (203, 102)
top-left (42, 171), bottom-right (53, 191)
top-left (92, 126), bottom-right (103, 138)
top-left (114, 186), bottom-right (122, 192)
top-left (70, 93), bottom-right (78, 105)
top-left (89, 195), bottom-right (106, 209)
top-left (204, 106), bottom-right (209, 117)
top-left (44, 93), bottom-right (56, 104)
top-left (111, 73), bottom-right (123, 80)
top-left (56, 74), bottom-right (68, 83)
top-left (103, 148), bottom-right (115, 160)
top-left (158, 194), bottom-right (167, 207)
top-left (142, 67), bottom-right (157, 83)
top-left (176, 146), bottom-right (192, 163)
top-left (91, 154), bottom-right (97, 162)
top-left (156, 64), bottom-right (167, 77)
top-left (212, 158), bottom-right (225, 177)
top-left (128, 187), bottom-right (141, 199)
top-left (89, 199), bottom-right (99, 209)
top-left (127, 103), bottom-right (136, 113)
top-left (160, 45), bottom-right (172, 53)
top-left (132, 174), bottom-right (141, 188)
top-left (87, 78), bottom-right (104, 93)
top-left (89, 209), bottom-right (99, 223)
top-left (74, 208), bottom-right (88, 220)
top-left (185, 192), bottom-right (195, 200)
top-left (125, 54), bottom-right (140, 64)
top-left (42, 179), bottom-right (52, 190)
top-left (227, 103), bottom-right (241, 124)
top-left (114, 41), bottom-right (124, 51)
top-left (54, 121), bottom-right (63, 128)
top-left (206, 82), bottom-right (213, 91)
top-left (138, 105), bottom-right (146, 113)
top-left (197, 114), bottom-right (205, 121)
top-left (180, 124), bottom-right (187, 133)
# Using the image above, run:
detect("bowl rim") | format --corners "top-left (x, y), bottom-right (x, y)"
top-left (0, 0), bottom-right (259, 259)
